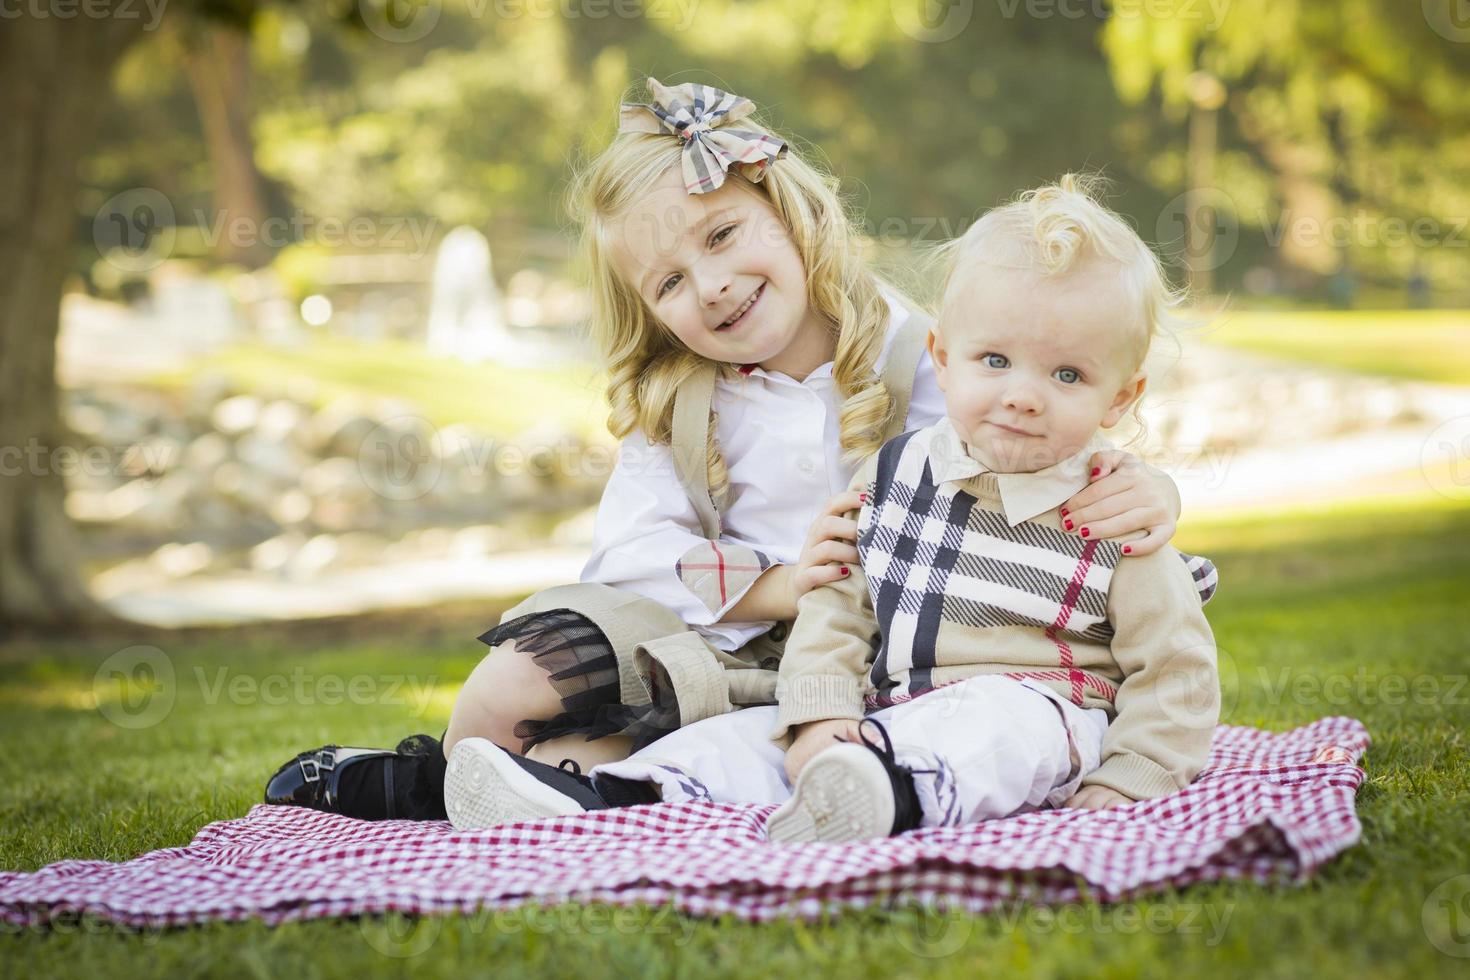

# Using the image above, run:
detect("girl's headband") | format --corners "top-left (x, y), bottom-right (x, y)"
top-left (618, 77), bottom-right (788, 195)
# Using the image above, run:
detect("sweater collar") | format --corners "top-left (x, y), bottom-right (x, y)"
top-left (922, 417), bottom-right (1113, 526)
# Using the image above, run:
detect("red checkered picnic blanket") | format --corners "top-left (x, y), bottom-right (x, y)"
top-left (0, 717), bottom-right (1367, 928)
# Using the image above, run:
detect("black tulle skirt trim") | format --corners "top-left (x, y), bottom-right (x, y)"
top-left (477, 609), bottom-right (680, 753)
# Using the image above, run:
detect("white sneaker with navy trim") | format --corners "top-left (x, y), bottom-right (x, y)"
top-left (443, 737), bottom-right (591, 830)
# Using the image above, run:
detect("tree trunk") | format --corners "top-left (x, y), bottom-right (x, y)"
top-left (183, 22), bottom-right (273, 269)
top-left (0, 11), bottom-right (150, 629)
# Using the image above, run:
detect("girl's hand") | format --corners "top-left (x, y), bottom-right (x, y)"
top-left (1063, 785), bottom-right (1135, 810)
top-left (789, 490), bottom-right (864, 605)
top-left (1060, 450), bottom-right (1180, 556)
top-left (784, 718), bottom-right (862, 783)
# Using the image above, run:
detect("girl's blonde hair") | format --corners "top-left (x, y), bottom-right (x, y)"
top-left (938, 172), bottom-right (1185, 369)
top-left (566, 84), bottom-right (900, 504)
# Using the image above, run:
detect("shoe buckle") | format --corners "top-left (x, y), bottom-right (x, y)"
top-left (298, 749), bottom-right (337, 783)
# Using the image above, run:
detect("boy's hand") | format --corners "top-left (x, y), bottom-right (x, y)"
top-left (784, 718), bottom-right (862, 783)
top-left (1063, 785), bottom-right (1135, 810)
top-left (1061, 450), bottom-right (1178, 556)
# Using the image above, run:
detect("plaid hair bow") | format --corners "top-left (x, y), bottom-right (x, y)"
top-left (618, 78), bottom-right (788, 195)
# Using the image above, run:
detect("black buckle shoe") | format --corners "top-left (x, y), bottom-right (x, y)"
top-left (265, 745), bottom-right (402, 819)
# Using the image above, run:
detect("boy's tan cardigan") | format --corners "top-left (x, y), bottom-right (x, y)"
top-left (772, 422), bottom-right (1220, 802)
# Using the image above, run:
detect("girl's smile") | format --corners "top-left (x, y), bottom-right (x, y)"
top-left (715, 282), bottom-right (765, 332)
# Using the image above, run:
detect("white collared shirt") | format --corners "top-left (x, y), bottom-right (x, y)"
top-left (924, 416), bottom-right (1115, 526)
top-left (581, 295), bottom-right (947, 651)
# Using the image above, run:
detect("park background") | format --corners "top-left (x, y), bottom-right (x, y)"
top-left (2, 1), bottom-right (1469, 976)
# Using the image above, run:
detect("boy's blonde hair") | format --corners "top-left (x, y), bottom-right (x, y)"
top-left (938, 173), bottom-right (1184, 369)
top-left (566, 82), bottom-right (901, 504)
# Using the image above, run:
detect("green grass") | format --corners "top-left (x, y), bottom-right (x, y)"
top-left (151, 334), bottom-right (612, 441)
top-left (1198, 309), bottom-right (1470, 385)
top-left (3, 496), bottom-right (1469, 977)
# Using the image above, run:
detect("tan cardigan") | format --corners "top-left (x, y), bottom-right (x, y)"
top-left (773, 449), bottom-right (1220, 802)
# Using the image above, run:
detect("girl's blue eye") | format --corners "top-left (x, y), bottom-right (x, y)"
top-left (710, 223), bottom-right (736, 247)
top-left (656, 273), bottom-right (682, 298)
top-left (1055, 367), bottom-right (1082, 384)
top-left (984, 353), bottom-right (1009, 369)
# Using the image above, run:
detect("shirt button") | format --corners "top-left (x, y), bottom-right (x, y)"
top-left (769, 622), bottom-right (788, 642)
top-left (797, 457), bottom-right (816, 476)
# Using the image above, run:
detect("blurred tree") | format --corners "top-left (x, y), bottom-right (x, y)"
top-left (181, 15), bottom-right (275, 268)
top-left (1, 0), bottom-right (316, 627)
top-left (0, 6), bottom-right (157, 627)
top-left (1101, 0), bottom-right (1470, 293)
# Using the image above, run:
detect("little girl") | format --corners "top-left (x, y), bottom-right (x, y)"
top-left (440, 174), bottom-right (1220, 838)
top-left (264, 80), bottom-right (1197, 823)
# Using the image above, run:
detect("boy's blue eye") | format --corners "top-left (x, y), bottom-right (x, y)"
top-left (984, 353), bottom-right (1009, 369)
top-left (1055, 367), bottom-right (1082, 384)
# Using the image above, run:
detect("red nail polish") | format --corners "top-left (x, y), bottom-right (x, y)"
top-left (1080, 527), bottom-right (1090, 538)
top-left (1122, 545), bottom-right (1132, 555)
top-left (1090, 467), bottom-right (1101, 478)
top-left (859, 493), bottom-right (867, 503)
top-left (840, 566), bottom-right (850, 576)
top-left (1060, 508), bottom-right (1069, 517)
top-left (1063, 519), bottom-right (1074, 531)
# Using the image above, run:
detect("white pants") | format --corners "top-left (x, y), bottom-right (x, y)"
top-left (592, 675), bottom-right (1109, 828)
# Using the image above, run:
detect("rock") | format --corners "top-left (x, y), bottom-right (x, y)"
top-left (149, 541), bottom-right (214, 578)
top-left (310, 495), bottom-right (378, 534)
top-left (331, 531), bottom-right (391, 567)
top-left (192, 496), bottom-right (246, 536)
top-left (183, 432), bottom-right (231, 472)
top-left (307, 403), bottom-right (380, 458)
top-left (235, 434), bottom-right (304, 483)
top-left (212, 394), bottom-right (263, 437)
top-left (212, 461), bottom-right (281, 516)
top-left (256, 399), bottom-right (308, 444)
top-left (451, 524), bottom-right (506, 558)
top-left (100, 472), bottom-right (193, 532)
top-left (302, 457), bottom-right (366, 497)
top-left (65, 403), bottom-right (109, 443)
top-left (95, 401), bottom-right (149, 447)
top-left (127, 434), bottom-right (185, 478)
top-left (250, 531), bottom-right (308, 573)
top-left (280, 533), bottom-right (340, 580)
top-left (270, 488), bottom-right (313, 526)
top-left (187, 372), bottom-right (236, 424)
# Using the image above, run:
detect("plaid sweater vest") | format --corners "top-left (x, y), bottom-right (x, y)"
top-left (857, 429), bottom-right (1206, 707)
